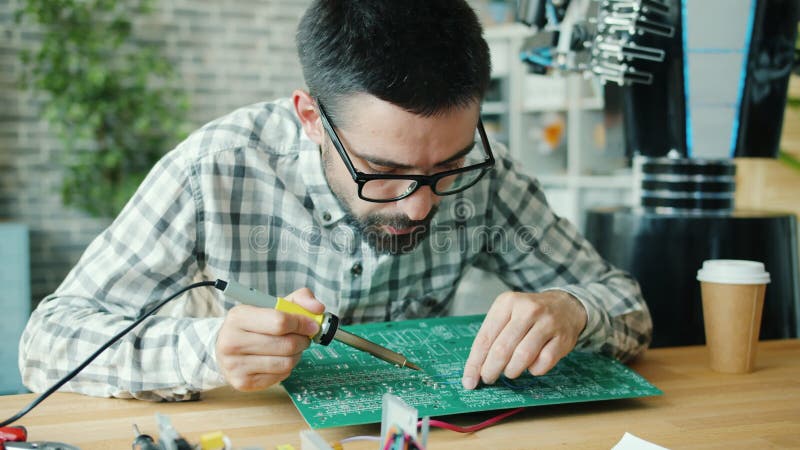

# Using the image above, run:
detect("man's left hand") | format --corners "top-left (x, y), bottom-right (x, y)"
top-left (461, 290), bottom-right (587, 390)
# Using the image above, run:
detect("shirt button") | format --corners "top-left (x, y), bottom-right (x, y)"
top-left (350, 263), bottom-right (363, 276)
top-left (322, 211), bottom-right (332, 221)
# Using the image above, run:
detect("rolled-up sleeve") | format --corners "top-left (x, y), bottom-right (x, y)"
top-left (19, 150), bottom-right (226, 400)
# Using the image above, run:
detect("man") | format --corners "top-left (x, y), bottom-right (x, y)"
top-left (19, 0), bottom-right (652, 401)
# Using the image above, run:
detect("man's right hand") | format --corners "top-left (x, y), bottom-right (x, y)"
top-left (215, 287), bottom-right (324, 391)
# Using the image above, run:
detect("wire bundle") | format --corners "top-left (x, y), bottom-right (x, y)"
top-left (381, 426), bottom-right (425, 450)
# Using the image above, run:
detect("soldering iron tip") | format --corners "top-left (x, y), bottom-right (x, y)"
top-left (406, 361), bottom-right (421, 371)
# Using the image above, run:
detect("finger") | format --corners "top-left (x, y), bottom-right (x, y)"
top-left (223, 353), bottom-right (303, 391)
top-left (462, 296), bottom-right (513, 389)
top-left (241, 353), bottom-right (303, 375)
top-left (218, 330), bottom-right (311, 357)
top-left (285, 287), bottom-right (326, 315)
top-left (230, 372), bottom-right (282, 392)
top-left (502, 324), bottom-right (552, 379)
top-left (528, 336), bottom-right (571, 376)
top-left (479, 317), bottom-right (534, 385)
top-left (230, 305), bottom-right (319, 337)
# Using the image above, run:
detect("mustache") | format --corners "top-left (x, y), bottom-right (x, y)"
top-left (362, 206), bottom-right (439, 230)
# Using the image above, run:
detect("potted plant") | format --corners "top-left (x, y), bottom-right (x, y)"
top-left (16, 0), bottom-right (189, 217)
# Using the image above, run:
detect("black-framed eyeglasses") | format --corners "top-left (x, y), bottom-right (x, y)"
top-left (317, 100), bottom-right (495, 203)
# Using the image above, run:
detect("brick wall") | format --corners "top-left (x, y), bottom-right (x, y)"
top-left (0, 0), bottom-right (312, 304)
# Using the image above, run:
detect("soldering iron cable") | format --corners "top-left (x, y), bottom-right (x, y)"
top-left (0, 280), bottom-right (219, 427)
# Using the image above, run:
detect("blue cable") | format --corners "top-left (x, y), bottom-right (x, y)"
top-left (521, 47), bottom-right (553, 68)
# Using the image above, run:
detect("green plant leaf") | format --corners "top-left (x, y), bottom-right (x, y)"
top-left (778, 150), bottom-right (800, 173)
top-left (17, 0), bottom-right (190, 217)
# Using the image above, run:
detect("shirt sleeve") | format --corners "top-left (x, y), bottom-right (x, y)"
top-left (18, 150), bottom-right (226, 401)
top-left (474, 153), bottom-right (653, 362)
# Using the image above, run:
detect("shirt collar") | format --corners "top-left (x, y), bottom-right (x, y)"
top-left (297, 134), bottom-right (348, 227)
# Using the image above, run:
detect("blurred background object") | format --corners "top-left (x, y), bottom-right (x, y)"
top-left (16, 0), bottom-right (190, 217)
top-left (0, 223), bottom-right (29, 394)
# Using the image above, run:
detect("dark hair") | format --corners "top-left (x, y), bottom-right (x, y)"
top-left (296, 0), bottom-right (491, 123)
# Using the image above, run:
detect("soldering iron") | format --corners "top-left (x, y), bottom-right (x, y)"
top-left (216, 279), bottom-right (421, 371)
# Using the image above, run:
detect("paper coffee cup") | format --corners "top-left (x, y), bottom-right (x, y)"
top-left (697, 260), bottom-right (770, 374)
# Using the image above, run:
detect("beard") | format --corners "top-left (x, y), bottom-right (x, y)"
top-left (320, 145), bottom-right (438, 255)
top-left (341, 206), bottom-right (438, 255)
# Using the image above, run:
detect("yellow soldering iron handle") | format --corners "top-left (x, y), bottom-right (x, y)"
top-left (217, 279), bottom-right (326, 340)
top-left (275, 297), bottom-right (336, 344)
top-left (275, 297), bottom-right (325, 330)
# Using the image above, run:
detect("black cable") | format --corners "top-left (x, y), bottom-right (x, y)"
top-left (0, 280), bottom-right (219, 427)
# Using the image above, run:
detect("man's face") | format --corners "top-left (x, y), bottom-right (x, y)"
top-left (315, 94), bottom-right (480, 254)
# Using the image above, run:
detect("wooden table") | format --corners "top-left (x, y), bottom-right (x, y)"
top-left (1, 340), bottom-right (798, 449)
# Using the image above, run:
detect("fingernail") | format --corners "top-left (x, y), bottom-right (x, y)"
top-left (462, 375), bottom-right (476, 390)
top-left (306, 321), bottom-right (320, 336)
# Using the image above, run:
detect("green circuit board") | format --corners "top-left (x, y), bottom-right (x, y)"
top-left (282, 315), bottom-right (661, 429)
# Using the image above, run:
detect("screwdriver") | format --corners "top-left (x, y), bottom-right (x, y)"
top-left (156, 414), bottom-right (193, 450)
top-left (216, 279), bottom-right (421, 370)
top-left (132, 424), bottom-right (161, 450)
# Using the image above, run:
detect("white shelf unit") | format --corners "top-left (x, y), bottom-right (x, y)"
top-left (452, 24), bottom-right (636, 316)
top-left (482, 24), bottom-right (633, 230)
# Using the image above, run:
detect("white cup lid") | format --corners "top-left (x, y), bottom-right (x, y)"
top-left (696, 259), bottom-right (771, 284)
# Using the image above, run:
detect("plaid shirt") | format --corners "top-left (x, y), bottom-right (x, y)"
top-left (19, 98), bottom-right (652, 401)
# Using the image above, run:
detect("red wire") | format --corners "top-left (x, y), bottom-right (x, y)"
top-left (418, 407), bottom-right (525, 433)
top-left (372, 408), bottom-right (525, 450)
